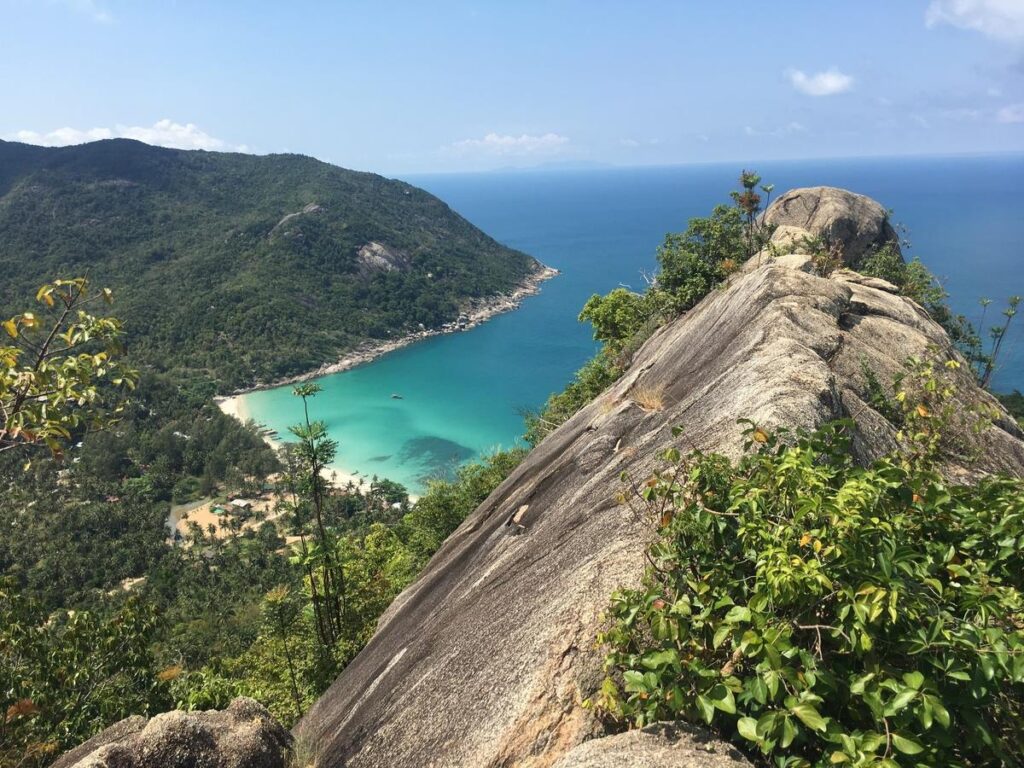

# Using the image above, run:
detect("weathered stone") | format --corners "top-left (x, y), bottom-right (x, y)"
top-left (52, 698), bottom-right (291, 768)
top-left (551, 723), bottom-right (753, 768)
top-left (296, 208), bottom-right (1024, 767)
top-left (763, 186), bottom-right (900, 264)
top-left (768, 223), bottom-right (815, 254)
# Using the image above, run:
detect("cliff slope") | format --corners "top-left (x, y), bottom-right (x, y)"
top-left (295, 190), bottom-right (1024, 767)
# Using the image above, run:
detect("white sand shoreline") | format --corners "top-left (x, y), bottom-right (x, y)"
top-left (213, 402), bottom-right (380, 493)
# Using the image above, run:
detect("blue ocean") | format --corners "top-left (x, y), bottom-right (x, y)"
top-left (240, 155), bottom-right (1024, 493)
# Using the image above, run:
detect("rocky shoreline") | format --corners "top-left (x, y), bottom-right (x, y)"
top-left (216, 262), bottom-right (559, 401)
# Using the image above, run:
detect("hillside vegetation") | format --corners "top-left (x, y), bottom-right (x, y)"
top-left (0, 139), bottom-right (538, 389)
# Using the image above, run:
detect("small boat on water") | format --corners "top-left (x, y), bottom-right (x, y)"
top-left (391, 393), bottom-right (403, 399)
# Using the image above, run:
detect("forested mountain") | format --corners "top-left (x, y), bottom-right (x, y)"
top-left (0, 139), bottom-right (538, 389)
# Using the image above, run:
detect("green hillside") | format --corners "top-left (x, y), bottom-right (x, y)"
top-left (0, 139), bottom-right (538, 389)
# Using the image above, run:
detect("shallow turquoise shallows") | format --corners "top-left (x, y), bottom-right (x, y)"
top-left (239, 156), bottom-right (1024, 494)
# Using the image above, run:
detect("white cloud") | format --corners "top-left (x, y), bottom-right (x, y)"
top-left (787, 68), bottom-right (854, 96)
top-left (926, 0), bottom-right (1024, 42)
top-left (449, 132), bottom-right (569, 155)
top-left (9, 119), bottom-right (248, 152)
top-left (744, 122), bottom-right (807, 137)
top-left (997, 103), bottom-right (1024, 122)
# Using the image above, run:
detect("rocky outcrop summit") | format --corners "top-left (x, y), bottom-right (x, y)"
top-left (293, 188), bottom-right (1024, 766)
top-left (52, 698), bottom-right (290, 768)
top-left (763, 186), bottom-right (900, 264)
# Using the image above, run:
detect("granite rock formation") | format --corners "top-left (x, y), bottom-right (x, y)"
top-left (52, 698), bottom-right (291, 768)
top-left (763, 186), bottom-right (901, 264)
top-left (294, 190), bottom-right (1023, 766)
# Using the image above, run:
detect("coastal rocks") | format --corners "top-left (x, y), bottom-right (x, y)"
top-left (551, 723), bottom-right (753, 768)
top-left (295, 193), bottom-right (1024, 766)
top-left (763, 186), bottom-right (900, 264)
top-left (52, 698), bottom-right (291, 768)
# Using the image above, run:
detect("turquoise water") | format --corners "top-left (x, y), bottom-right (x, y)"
top-left (240, 155), bottom-right (1024, 493)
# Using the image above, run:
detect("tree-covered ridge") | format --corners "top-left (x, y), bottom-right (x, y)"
top-left (0, 139), bottom-right (539, 390)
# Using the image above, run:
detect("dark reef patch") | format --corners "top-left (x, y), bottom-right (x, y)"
top-left (395, 435), bottom-right (475, 485)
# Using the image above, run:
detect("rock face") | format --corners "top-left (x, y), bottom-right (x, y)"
top-left (52, 698), bottom-right (291, 768)
top-left (295, 190), bottom-right (1024, 767)
top-left (551, 723), bottom-right (752, 768)
top-left (763, 186), bottom-right (900, 264)
top-left (356, 241), bottom-right (411, 274)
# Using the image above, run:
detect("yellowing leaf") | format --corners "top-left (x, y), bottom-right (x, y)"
top-left (2, 319), bottom-right (17, 338)
top-left (156, 665), bottom-right (183, 682)
top-left (752, 428), bottom-right (768, 443)
top-left (916, 404), bottom-right (930, 418)
top-left (799, 533), bottom-right (812, 547)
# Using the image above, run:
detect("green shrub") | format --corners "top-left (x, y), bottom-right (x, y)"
top-left (657, 204), bottom-right (747, 312)
top-left (579, 288), bottom-right (650, 350)
top-left (0, 586), bottom-right (171, 767)
top-left (594, 421), bottom-right (1024, 766)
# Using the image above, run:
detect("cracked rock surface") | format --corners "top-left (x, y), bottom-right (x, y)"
top-left (296, 194), bottom-right (1024, 767)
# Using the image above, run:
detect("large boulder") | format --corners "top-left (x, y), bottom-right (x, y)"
top-left (295, 194), bottom-right (1024, 766)
top-left (52, 698), bottom-right (291, 768)
top-left (763, 186), bottom-right (900, 264)
top-left (551, 723), bottom-right (752, 768)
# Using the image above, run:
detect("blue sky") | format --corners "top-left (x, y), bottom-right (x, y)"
top-left (2, 0), bottom-right (1022, 173)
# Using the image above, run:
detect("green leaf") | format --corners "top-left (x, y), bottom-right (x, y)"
top-left (789, 703), bottom-right (827, 732)
top-left (737, 716), bottom-right (760, 742)
top-left (885, 688), bottom-right (917, 716)
top-left (713, 624), bottom-right (731, 649)
top-left (640, 649), bottom-right (678, 670)
top-left (891, 734), bottom-right (924, 755)
top-left (930, 697), bottom-right (950, 728)
top-left (902, 671), bottom-right (924, 690)
top-left (709, 683), bottom-right (736, 714)
top-left (696, 694), bottom-right (715, 724)
top-left (622, 670), bottom-right (646, 692)
top-left (725, 605), bottom-right (752, 624)
top-left (780, 715), bottom-right (799, 748)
